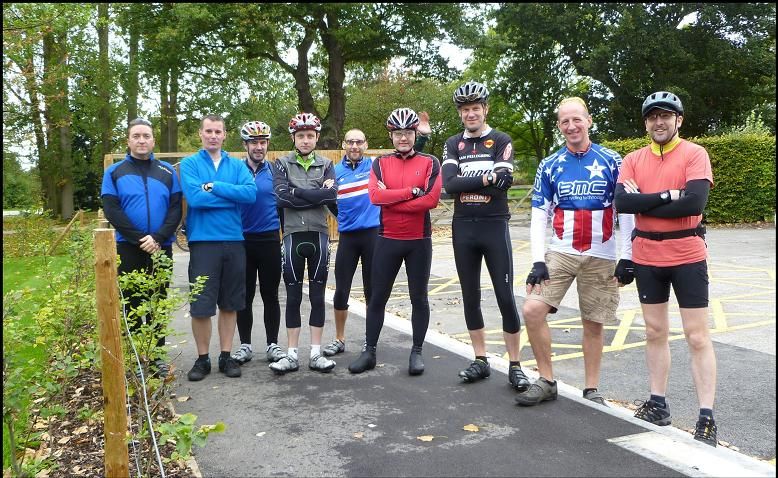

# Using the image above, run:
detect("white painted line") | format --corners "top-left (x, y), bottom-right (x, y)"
top-left (609, 432), bottom-right (775, 477)
top-left (324, 288), bottom-right (776, 478)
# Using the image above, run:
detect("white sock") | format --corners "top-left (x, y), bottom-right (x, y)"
top-left (287, 348), bottom-right (298, 360)
top-left (311, 345), bottom-right (321, 358)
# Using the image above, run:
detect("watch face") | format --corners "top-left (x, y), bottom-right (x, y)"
top-left (660, 191), bottom-right (668, 199)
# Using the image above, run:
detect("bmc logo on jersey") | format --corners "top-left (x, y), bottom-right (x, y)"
top-left (557, 180), bottom-right (608, 197)
top-left (458, 141), bottom-right (465, 151)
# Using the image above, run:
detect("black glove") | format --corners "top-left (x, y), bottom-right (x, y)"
top-left (526, 262), bottom-right (550, 286)
top-left (494, 170), bottom-right (514, 190)
top-left (613, 259), bottom-right (635, 285)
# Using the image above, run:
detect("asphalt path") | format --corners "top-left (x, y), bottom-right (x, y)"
top-left (167, 224), bottom-right (775, 477)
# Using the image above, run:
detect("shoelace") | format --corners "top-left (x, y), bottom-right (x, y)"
top-left (695, 419), bottom-right (716, 439)
top-left (633, 400), bottom-right (664, 420)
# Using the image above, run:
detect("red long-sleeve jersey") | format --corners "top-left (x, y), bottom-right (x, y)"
top-left (369, 150), bottom-right (442, 240)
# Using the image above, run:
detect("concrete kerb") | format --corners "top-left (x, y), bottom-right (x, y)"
top-left (329, 288), bottom-right (776, 478)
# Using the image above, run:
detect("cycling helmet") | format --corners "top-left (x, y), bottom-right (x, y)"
top-left (386, 108), bottom-right (420, 131)
top-left (453, 81), bottom-right (489, 106)
top-left (288, 113), bottom-right (322, 134)
top-left (642, 91), bottom-right (684, 117)
top-left (240, 121), bottom-right (272, 141)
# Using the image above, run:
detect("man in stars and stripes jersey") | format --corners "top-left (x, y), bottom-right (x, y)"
top-left (515, 97), bottom-right (635, 408)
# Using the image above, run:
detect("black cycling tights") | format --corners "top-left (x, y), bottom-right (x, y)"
top-left (237, 238), bottom-right (281, 345)
top-left (282, 231), bottom-right (330, 328)
top-left (366, 236), bottom-right (432, 348)
top-left (333, 227), bottom-right (378, 310)
top-left (452, 219), bottom-right (521, 333)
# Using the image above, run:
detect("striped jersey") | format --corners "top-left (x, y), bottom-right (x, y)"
top-left (334, 155), bottom-right (380, 232)
top-left (531, 143), bottom-right (623, 260)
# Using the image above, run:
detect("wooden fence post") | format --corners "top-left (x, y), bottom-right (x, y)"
top-left (94, 228), bottom-right (129, 477)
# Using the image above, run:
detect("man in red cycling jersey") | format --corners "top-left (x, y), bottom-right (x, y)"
top-left (348, 107), bottom-right (442, 376)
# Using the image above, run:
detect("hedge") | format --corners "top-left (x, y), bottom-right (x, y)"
top-left (603, 132), bottom-right (776, 224)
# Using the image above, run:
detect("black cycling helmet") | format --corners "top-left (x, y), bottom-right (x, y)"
top-left (642, 91), bottom-right (684, 118)
top-left (453, 81), bottom-right (489, 106)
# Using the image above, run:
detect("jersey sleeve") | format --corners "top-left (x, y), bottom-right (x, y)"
top-left (493, 132), bottom-right (514, 171)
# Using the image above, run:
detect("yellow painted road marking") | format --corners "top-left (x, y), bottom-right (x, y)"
top-left (711, 299), bottom-right (728, 331)
top-left (612, 310), bottom-right (636, 348)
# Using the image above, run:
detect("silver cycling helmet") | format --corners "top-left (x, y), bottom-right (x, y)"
top-left (453, 81), bottom-right (489, 106)
top-left (386, 108), bottom-right (420, 131)
top-left (642, 91), bottom-right (684, 117)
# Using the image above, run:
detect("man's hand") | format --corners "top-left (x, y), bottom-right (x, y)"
top-left (417, 111), bottom-right (431, 136)
top-left (323, 178), bottom-right (335, 189)
top-left (525, 262), bottom-right (550, 294)
top-left (623, 179), bottom-right (640, 194)
top-left (494, 170), bottom-right (514, 190)
top-left (139, 234), bottom-right (160, 255)
top-left (612, 259), bottom-right (635, 286)
top-left (377, 180), bottom-right (387, 190)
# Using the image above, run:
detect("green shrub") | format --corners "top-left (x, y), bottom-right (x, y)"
top-left (603, 132), bottom-right (776, 224)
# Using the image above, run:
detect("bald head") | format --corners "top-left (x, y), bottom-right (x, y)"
top-left (343, 129), bottom-right (368, 162)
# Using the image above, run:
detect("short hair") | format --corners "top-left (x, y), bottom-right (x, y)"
top-left (128, 117), bottom-right (153, 133)
top-left (557, 97), bottom-right (589, 114)
top-left (343, 129), bottom-right (366, 140)
top-left (200, 114), bottom-right (225, 129)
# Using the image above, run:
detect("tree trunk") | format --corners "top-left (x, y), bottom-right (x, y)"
top-left (97, 3), bottom-right (112, 160)
top-left (168, 66), bottom-right (179, 152)
top-left (22, 42), bottom-right (46, 176)
top-left (159, 68), bottom-right (170, 152)
top-left (293, 27), bottom-right (317, 116)
top-left (318, 12), bottom-right (346, 149)
top-left (126, 22), bottom-right (139, 125)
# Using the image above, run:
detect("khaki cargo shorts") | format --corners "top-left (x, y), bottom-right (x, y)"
top-left (526, 251), bottom-right (619, 325)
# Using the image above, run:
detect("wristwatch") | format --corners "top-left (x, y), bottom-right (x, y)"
top-left (487, 173), bottom-right (495, 184)
top-left (202, 182), bottom-right (214, 192)
top-left (659, 190), bottom-right (671, 203)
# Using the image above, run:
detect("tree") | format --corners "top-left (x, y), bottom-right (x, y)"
top-left (206, 4), bottom-right (477, 148)
top-left (496, 3), bottom-right (776, 138)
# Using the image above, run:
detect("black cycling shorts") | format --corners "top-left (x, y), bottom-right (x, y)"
top-left (634, 260), bottom-right (709, 308)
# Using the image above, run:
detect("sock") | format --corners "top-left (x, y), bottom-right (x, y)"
top-left (650, 394), bottom-right (667, 407)
top-left (219, 351), bottom-right (230, 360)
top-left (583, 388), bottom-right (598, 397)
top-left (509, 361), bottom-right (521, 368)
top-left (699, 408), bottom-right (714, 420)
top-left (198, 354), bottom-right (209, 362)
top-left (287, 347), bottom-right (298, 360)
top-left (311, 345), bottom-right (321, 357)
top-left (476, 355), bottom-right (488, 363)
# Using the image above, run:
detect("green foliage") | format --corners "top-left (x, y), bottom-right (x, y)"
top-left (3, 152), bottom-right (42, 210)
top-left (158, 413), bottom-right (225, 463)
top-left (603, 133), bottom-right (776, 223)
top-left (2, 212), bottom-right (57, 259)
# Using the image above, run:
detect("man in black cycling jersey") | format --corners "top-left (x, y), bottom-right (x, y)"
top-left (271, 113), bottom-right (338, 374)
top-left (441, 81), bottom-right (530, 392)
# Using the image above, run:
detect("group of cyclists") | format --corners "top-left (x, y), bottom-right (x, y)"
top-left (102, 82), bottom-right (719, 447)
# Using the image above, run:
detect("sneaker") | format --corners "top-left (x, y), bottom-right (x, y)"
top-left (231, 344), bottom-right (254, 365)
top-left (633, 399), bottom-right (671, 426)
top-left (309, 354), bottom-right (336, 373)
top-left (218, 356), bottom-right (242, 378)
top-left (584, 389), bottom-right (607, 406)
top-left (508, 365), bottom-right (530, 392)
top-left (408, 345), bottom-right (424, 376)
top-left (348, 345), bottom-right (377, 374)
top-left (269, 355), bottom-right (299, 375)
top-left (266, 343), bottom-right (285, 363)
top-left (322, 339), bottom-right (345, 357)
top-left (458, 359), bottom-right (490, 382)
top-left (514, 378), bottom-right (557, 406)
top-left (693, 416), bottom-right (717, 447)
top-left (187, 357), bottom-right (211, 382)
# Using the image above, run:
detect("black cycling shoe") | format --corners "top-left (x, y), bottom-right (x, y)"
top-left (348, 345), bottom-right (377, 374)
top-left (187, 357), bottom-right (211, 382)
top-left (408, 345), bottom-right (424, 375)
top-left (508, 365), bottom-right (530, 392)
top-left (458, 359), bottom-right (490, 382)
top-left (633, 399), bottom-right (672, 426)
top-left (693, 416), bottom-right (717, 447)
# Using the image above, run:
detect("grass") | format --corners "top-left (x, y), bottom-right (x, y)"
top-left (3, 255), bottom-right (71, 469)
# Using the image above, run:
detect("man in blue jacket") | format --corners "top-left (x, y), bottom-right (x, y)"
top-left (179, 114), bottom-right (256, 381)
top-left (102, 117), bottom-right (182, 378)
top-left (230, 121), bottom-right (285, 366)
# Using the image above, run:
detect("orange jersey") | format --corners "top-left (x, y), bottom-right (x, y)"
top-left (619, 139), bottom-right (713, 266)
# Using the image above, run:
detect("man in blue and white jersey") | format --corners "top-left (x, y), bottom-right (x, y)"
top-left (516, 97), bottom-right (635, 407)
